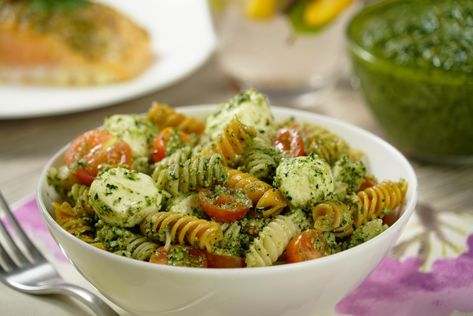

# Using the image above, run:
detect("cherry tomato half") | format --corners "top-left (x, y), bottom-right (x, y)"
top-left (274, 128), bottom-right (304, 157)
top-left (151, 127), bottom-right (191, 162)
top-left (64, 129), bottom-right (132, 186)
top-left (285, 230), bottom-right (329, 263)
top-left (149, 246), bottom-right (208, 268)
top-left (357, 176), bottom-right (377, 192)
top-left (199, 186), bottom-right (252, 223)
top-left (205, 252), bottom-right (246, 268)
top-left (382, 209), bottom-right (400, 226)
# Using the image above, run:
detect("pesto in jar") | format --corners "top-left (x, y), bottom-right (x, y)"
top-left (359, 0), bottom-right (473, 74)
top-left (348, 0), bottom-right (473, 161)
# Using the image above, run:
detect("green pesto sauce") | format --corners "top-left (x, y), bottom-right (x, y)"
top-left (323, 232), bottom-right (342, 255)
top-left (165, 132), bottom-right (190, 157)
top-left (215, 218), bottom-right (273, 257)
top-left (287, 209), bottom-right (312, 231)
top-left (203, 185), bottom-right (252, 210)
top-left (356, 0), bottom-right (473, 74)
top-left (96, 222), bottom-right (134, 252)
top-left (332, 155), bottom-right (366, 195)
top-left (167, 246), bottom-right (206, 267)
top-left (349, 0), bottom-right (473, 158)
top-left (347, 219), bottom-right (387, 249)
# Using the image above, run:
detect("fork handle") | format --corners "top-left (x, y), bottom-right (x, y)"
top-left (56, 283), bottom-right (120, 316)
top-left (15, 282), bottom-right (120, 316)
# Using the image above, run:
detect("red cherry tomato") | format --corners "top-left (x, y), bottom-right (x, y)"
top-left (382, 209), bottom-right (400, 226)
top-left (64, 129), bottom-right (132, 185)
top-left (357, 176), bottom-right (377, 192)
top-left (149, 246), bottom-right (208, 268)
top-left (286, 230), bottom-right (329, 263)
top-left (151, 127), bottom-right (191, 162)
top-left (151, 136), bottom-right (166, 162)
top-left (149, 247), bottom-right (169, 265)
top-left (199, 186), bottom-right (252, 223)
top-left (274, 128), bottom-right (304, 157)
top-left (205, 252), bottom-right (246, 268)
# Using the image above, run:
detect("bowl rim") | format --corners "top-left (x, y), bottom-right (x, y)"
top-left (37, 104), bottom-right (418, 276)
top-left (346, 0), bottom-right (473, 85)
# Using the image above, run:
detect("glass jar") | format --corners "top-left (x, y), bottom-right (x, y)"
top-left (347, 0), bottom-right (473, 164)
top-left (210, 0), bottom-right (361, 108)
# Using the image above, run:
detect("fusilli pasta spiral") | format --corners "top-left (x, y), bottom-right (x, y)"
top-left (226, 169), bottom-right (287, 217)
top-left (96, 224), bottom-right (158, 261)
top-left (157, 147), bottom-right (192, 167)
top-left (146, 102), bottom-right (205, 134)
top-left (214, 222), bottom-right (245, 256)
top-left (245, 215), bottom-right (299, 267)
top-left (67, 183), bottom-right (94, 217)
top-left (53, 201), bottom-right (95, 243)
top-left (255, 189), bottom-right (288, 218)
top-left (211, 117), bottom-right (256, 166)
top-left (131, 156), bottom-right (152, 174)
top-left (353, 179), bottom-right (408, 228)
top-left (141, 211), bottom-right (223, 252)
top-left (122, 236), bottom-right (159, 261)
top-left (241, 137), bottom-right (280, 181)
top-left (153, 154), bottom-right (227, 195)
top-left (302, 125), bottom-right (353, 165)
top-left (312, 200), bottom-right (354, 238)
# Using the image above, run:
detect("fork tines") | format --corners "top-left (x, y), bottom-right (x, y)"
top-left (0, 192), bottom-right (45, 270)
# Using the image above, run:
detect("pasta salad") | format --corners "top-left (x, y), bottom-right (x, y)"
top-left (47, 90), bottom-right (407, 268)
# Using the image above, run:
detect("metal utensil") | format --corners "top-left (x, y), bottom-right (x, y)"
top-left (0, 192), bottom-right (119, 316)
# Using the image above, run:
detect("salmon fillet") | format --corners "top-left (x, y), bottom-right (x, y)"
top-left (0, 0), bottom-right (153, 85)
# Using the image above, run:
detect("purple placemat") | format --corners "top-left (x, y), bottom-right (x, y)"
top-left (337, 238), bottom-right (473, 315)
top-left (8, 197), bottom-right (473, 316)
top-left (7, 197), bottom-right (68, 263)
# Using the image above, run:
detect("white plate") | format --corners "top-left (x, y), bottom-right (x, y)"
top-left (0, 0), bottom-right (216, 119)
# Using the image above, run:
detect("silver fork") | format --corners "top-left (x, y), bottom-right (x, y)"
top-left (0, 192), bottom-right (119, 316)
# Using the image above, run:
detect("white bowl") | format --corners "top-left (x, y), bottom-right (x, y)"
top-left (37, 105), bottom-right (418, 316)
